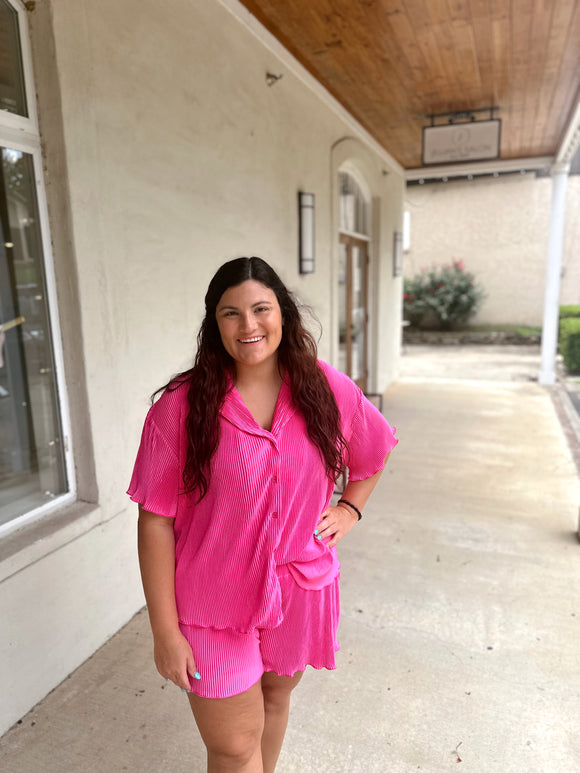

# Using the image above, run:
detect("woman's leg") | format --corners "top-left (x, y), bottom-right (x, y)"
top-left (260, 670), bottom-right (303, 773)
top-left (187, 679), bottom-right (265, 772)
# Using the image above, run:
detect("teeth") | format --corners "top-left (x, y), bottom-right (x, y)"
top-left (240, 336), bottom-right (263, 343)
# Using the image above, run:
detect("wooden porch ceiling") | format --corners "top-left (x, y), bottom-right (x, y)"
top-left (238, 0), bottom-right (580, 169)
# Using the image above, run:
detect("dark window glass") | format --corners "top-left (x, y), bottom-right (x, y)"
top-left (0, 0), bottom-right (27, 117)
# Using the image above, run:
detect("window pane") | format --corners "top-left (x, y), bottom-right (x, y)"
top-left (339, 172), bottom-right (368, 235)
top-left (0, 147), bottom-right (67, 526)
top-left (351, 245), bottom-right (366, 381)
top-left (338, 241), bottom-right (347, 375)
top-left (0, 0), bottom-right (27, 117)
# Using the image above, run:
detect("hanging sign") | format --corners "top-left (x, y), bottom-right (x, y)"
top-left (422, 120), bottom-right (501, 165)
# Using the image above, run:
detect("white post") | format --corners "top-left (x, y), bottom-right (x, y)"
top-left (539, 163), bottom-right (570, 385)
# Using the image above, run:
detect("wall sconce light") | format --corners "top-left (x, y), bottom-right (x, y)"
top-left (298, 192), bottom-right (315, 274)
top-left (393, 231), bottom-right (403, 277)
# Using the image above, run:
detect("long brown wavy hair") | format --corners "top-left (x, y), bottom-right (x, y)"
top-left (158, 257), bottom-right (348, 501)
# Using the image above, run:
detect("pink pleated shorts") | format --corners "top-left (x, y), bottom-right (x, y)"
top-left (179, 566), bottom-right (340, 699)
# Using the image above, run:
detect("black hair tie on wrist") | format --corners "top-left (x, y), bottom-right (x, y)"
top-left (338, 498), bottom-right (362, 521)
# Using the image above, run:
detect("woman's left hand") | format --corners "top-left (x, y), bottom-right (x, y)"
top-left (315, 503), bottom-right (359, 548)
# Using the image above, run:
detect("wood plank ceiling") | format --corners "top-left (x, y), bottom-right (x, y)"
top-left (238, 0), bottom-right (580, 169)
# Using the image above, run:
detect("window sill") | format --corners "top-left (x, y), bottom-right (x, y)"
top-left (0, 501), bottom-right (104, 584)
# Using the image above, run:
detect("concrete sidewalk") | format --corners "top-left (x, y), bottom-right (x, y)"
top-left (1, 346), bottom-right (579, 772)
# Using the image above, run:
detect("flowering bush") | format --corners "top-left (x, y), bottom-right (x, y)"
top-left (403, 260), bottom-right (485, 329)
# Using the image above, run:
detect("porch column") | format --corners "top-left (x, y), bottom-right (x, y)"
top-left (539, 162), bottom-right (570, 385)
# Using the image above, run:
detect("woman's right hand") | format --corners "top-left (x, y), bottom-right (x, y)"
top-left (153, 628), bottom-right (198, 691)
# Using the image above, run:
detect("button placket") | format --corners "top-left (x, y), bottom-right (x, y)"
top-left (271, 444), bottom-right (280, 519)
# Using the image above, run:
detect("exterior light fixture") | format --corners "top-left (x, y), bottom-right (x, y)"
top-left (393, 231), bottom-right (403, 277)
top-left (298, 192), bottom-right (315, 274)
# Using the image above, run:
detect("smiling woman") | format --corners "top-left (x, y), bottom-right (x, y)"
top-left (127, 256), bottom-right (398, 772)
top-left (216, 280), bottom-right (283, 376)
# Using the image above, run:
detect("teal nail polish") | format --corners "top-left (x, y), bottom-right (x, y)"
top-left (194, 672), bottom-right (201, 680)
top-left (314, 529), bottom-right (319, 535)
top-left (180, 688), bottom-right (186, 692)
top-left (317, 535), bottom-right (322, 540)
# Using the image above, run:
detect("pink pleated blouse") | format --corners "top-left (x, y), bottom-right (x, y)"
top-left (127, 360), bottom-right (398, 633)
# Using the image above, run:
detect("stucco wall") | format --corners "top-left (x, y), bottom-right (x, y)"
top-left (404, 173), bottom-right (580, 326)
top-left (0, 0), bottom-right (404, 733)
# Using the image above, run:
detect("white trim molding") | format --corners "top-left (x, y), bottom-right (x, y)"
top-left (405, 156), bottom-right (553, 182)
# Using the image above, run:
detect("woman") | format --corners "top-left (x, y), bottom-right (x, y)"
top-left (128, 257), bottom-right (398, 772)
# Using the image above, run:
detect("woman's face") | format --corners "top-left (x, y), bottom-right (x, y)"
top-left (216, 280), bottom-right (283, 373)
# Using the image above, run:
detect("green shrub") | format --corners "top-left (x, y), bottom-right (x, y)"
top-left (403, 260), bottom-right (485, 330)
top-left (558, 306), bottom-right (580, 351)
top-left (560, 317), bottom-right (580, 373)
top-left (559, 305), bottom-right (580, 320)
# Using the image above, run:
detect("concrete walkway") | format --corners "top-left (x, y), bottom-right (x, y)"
top-left (1, 346), bottom-right (579, 772)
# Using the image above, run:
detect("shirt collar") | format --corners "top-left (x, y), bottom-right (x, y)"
top-left (219, 372), bottom-right (296, 437)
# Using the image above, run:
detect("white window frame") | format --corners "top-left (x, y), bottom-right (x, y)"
top-left (0, 0), bottom-right (76, 538)
top-left (0, 0), bottom-right (38, 132)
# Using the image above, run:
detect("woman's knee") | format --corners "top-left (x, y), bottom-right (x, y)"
top-left (197, 715), bottom-right (264, 763)
top-left (207, 730), bottom-right (262, 767)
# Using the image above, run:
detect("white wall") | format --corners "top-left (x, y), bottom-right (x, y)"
top-left (404, 173), bottom-right (580, 326)
top-left (0, 0), bottom-right (404, 733)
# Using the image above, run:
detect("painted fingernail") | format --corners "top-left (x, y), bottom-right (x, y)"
top-left (317, 535), bottom-right (322, 540)
top-left (180, 688), bottom-right (186, 692)
top-left (194, 672), bottom-right (201, 680)
top-left (314, 529), bottom-right (319, 535)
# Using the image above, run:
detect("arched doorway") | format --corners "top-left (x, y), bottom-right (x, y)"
top-left (338, 170), bottom-right (370, 391)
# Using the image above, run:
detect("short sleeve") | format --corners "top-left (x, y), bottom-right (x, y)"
top-left (127, 409), bottom-right (181, 518)
top-left (347, 390), bottom-right (398, 482)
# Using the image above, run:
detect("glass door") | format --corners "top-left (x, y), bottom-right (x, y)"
top-left (338, 235), bottom-right (368, 391)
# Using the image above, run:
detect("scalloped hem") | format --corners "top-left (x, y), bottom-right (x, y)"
top-left (262, 649), bottom-right (340, 680)
top-left (177, 617), bottom-right (283, 636)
